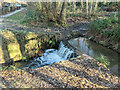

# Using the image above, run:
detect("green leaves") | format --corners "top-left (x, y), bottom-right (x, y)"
top-left (49, 40), bottom-right (52, 44)
top-left (88, 36), bottom-right (94, 40)
top-left (49, 40), bottom-right (55, 47)
top-left (96, 55), bottom-right (110, 69)
top-left (0, 66), bottom-right (8, 71)
top-left (103, 30), bottom-right (113, 38)
top-left (0, 65), bottom-right (19, 71)
top-left (89, 15), bottom-right (119, 42)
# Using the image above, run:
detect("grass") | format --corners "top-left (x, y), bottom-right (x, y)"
top-left (5, 8), bottom-right (27, 24)
top-left (0, 65), bottom-right (19, 71)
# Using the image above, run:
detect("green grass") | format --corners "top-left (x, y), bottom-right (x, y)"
top-left (5, 9), bottom-right (27, 24)
top-left (0, 65), bottom-right (19, 71)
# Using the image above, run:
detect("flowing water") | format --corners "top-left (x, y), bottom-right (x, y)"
top-left (68, 37), bottom-right (119, 75)
top-left (23, 41), bottom-right (74, 69)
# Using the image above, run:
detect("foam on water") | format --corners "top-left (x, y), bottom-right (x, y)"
top-left (24, 41), bottom-right (74, 69)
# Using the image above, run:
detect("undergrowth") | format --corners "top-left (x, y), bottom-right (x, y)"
top-left (89, 13), bottom-right (119, 42)
top-left (0, 65), bottom-right (19, 71)
top-left (96, 55), bottom-right (110, 69)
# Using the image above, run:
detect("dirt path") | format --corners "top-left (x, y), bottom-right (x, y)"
top-left (0, 8), bottom-right (25, 31)
top-left (0, 8), bottom-right (25, 18)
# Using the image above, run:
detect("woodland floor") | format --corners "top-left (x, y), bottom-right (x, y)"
top-left (0, 54), bottom-right (120, 88)
top-left (0, 21), bottom-right (119, 88)
top-left (0, 9), bottom-right (120, 88)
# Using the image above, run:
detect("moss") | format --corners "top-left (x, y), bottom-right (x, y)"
top-left (8, 43), bottom-right (22, 61)
top-left (0, 30), bottom-right (59, 64)
top-left (26, 32), bottom-right (38, 40)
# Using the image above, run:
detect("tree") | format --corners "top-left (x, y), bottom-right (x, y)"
top-left (86, 0), bottom-right (89, 15)
top-left (90, 1), bottom-right (93, 15)
top-left (59, 2), bottom-right (67, 24)
top-left (27, 2), bottom-right (67, 25)
top-left (81, 0), bottom-right (84, 13)
top-left (94, 0), bottom-right (98, 15)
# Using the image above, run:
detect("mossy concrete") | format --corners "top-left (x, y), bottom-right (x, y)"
top-left (0, 30), bottom-right (60, 64)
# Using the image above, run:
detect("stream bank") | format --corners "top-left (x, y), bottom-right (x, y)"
top-left (68, 37), bottom-right (120, 75)
top-left (86, 32), bottom-right (120, 54)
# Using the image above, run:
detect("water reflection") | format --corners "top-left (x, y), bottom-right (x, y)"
top-left (68, 37), bottom-right (119, 75)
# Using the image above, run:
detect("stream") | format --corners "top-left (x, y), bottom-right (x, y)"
top-left (14, 37), bottom-right (119, 75)
top-left (21, 41), bottom-right (74, 69)
top-left (68, 37), bottom-right (119, 75)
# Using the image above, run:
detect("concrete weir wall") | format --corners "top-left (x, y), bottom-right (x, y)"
top-left (0, 27), bottom-right (87, 64)
top-left (0, 30), bottom-right (61, 64)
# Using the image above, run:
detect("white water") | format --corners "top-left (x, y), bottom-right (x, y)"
top-left (25, 41), bottom-right (74, 69)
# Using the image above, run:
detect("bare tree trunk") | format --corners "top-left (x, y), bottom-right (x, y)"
top-left (52, 2), bottom-right (57, 21)
top-left (86, 0), bottom-right (88, 15)
top-left (90, 1), bottom-right (93, 15)
top-left (59, 2), bottom-right (67, 24)
top-left (73, 1), bottom-right (76, 14)
top-left (27, 2), bottom-right (67, 25)
top-left (94, 0), bottom-right (98, 15)
top-left (57, 2), bottom-right (62, 13)
top-left (81, 0), bottom-right (84, 13)
top-left (60, 2), bottom-right (65, 18)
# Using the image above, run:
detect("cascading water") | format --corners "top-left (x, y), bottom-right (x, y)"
top-left (24, 41), bottom-right (74, 69)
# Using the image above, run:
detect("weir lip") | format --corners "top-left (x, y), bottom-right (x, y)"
top-left (22, 41), bottom-right (76, 69)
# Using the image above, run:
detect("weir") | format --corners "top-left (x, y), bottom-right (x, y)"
top-left (24, 41), bottom-right (74, 69)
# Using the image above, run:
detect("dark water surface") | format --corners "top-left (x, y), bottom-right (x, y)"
top-left (68, 37), bottom-right (119, 75)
